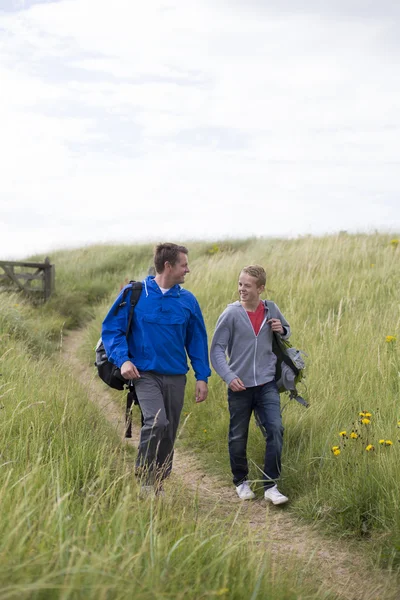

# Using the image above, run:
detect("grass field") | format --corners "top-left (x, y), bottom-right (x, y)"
top-left (79, 235), bottom-right (400, 553)
top-left (1, 233), bottom-right (399, 597)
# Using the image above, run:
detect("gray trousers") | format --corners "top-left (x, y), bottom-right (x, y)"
top-left (134, 371), bottom-right (186, 483)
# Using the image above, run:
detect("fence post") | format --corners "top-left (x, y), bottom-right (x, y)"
top-left (43, 257), bottom-right (55, 302)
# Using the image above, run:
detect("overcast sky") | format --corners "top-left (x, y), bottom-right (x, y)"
top-left (0, 0), bottom-right (399, 259)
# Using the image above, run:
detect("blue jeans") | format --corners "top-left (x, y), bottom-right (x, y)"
top-left (228, 381), bottom-right (284, 490)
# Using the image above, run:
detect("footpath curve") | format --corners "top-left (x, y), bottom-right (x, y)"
top-left (63, 328), bottom-right (399, 600)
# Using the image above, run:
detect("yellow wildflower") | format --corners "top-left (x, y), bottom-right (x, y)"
top-left (203, 429), bottom-right (207, 433)
top-left (333, 449), bottom-right (341, 456)
top-left (385, 335), bottom-right (397, 343)
top-left (379, 439), bottom-right (385, 445)
top-left (350, 432), bottom-right (358, 439)
top-left (397, 421), bottom-right (400, 428)
top-left (370, 263), bottom-right (375, 267)
top-left (390, 239), bottom-right (399, 247)
top-left (207, 244), bottom-right (220, 255)
top-left (365, 444), bottom-right (375, 452)
top-left (364, 412), bottom-right (372, 417)
top-left (339, 431), bottom-right (347, 437)
top-left (331, 446), bottom-right (340, 452)
top-left (385, 440), bottom-right (393, 446)
top-left (361, 418), bottom-right (371, 425)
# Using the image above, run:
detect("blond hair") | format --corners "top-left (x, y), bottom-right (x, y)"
top-left (240, 265), bottom-right (266, 287)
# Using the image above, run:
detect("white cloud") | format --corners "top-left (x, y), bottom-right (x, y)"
top-left (0, 0), bottom-right (399, 259)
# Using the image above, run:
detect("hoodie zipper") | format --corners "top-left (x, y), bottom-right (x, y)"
top-left (242, 303), bottom-right (268, 386)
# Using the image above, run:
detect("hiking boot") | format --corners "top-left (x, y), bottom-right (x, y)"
top-left (235, 481), bottom-right (255, 500)
top-left (264, 485), bottom-right (288, 505)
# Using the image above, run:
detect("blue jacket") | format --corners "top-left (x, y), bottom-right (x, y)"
top-left (102, 276), bottom-right (211, 382)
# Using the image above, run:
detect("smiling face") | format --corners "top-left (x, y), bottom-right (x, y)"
top-left (168, 251), bottom-right (190, 285)
top-left (238, 271), bottom-right (265, 305)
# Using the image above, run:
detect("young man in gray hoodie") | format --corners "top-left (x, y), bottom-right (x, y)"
top-left (210, 265), bottom-right (290, 504)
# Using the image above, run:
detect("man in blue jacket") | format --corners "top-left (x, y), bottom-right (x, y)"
top-left (102, 243), bottom-right (211, 492)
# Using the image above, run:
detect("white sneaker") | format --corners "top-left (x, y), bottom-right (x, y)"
top-left (264, 485), bottom-right (288, 505)
top-left (235, 481), bottom-right (255, 500)
top-left (139, 485), bottom-right (155, 498)
top-left (139, 484), bottom-right (165, 499)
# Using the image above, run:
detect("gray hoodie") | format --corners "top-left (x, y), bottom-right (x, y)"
top-left (210, 300), bottom-right (291, 388)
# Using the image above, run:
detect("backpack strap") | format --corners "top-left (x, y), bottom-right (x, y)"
top-left (265, 300), bottom-right (277, 319)
top-left (112, 280), bottom-right (143, 336)
top-left (126, 281), bottom-right (143, 338)
top-left (265, 300), bottom-right (299, 377)
top-left (273, 334), bottom-right (300, 377)
top-left (125, 281), bottom-right (143, 434)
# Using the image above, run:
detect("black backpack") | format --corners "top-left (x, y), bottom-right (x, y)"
top-left (95, 281), bottom-right (143, 390)
top-left (95, 281), bottom-right (144, 438)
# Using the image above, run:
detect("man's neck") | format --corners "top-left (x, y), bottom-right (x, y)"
top-left (154, 274), bottom-right (174, 290)
top-left (241, 298), bottom-right (262, 312)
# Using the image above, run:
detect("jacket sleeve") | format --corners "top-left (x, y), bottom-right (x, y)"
top-left (185, 299), bottom-right (211, 382)
top-left (210, 310), bottom-right (237, 386)
top-left (101, 287), bottom-right (132, 369)
top-left (275, 304), bottom-right (291, 340)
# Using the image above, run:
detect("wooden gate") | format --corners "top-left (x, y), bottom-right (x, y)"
top-left (0, 257), bottom-right (55, 302)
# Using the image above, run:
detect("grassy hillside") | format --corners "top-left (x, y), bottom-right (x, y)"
top-left (1, 241), bottom-right (334, 599)
top-left (1, 234), bottom-right (399, 597)
top-left (81, 235), bottom-right (399, 561)
top-left (189, 234), bottom-right (400, 559)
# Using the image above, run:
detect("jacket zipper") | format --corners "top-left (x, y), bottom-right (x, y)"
top-left (242, 304), bottom-right (269, 387)
top-left (254, 337), bottom-right (258, 385)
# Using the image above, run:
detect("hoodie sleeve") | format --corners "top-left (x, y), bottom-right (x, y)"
top-left (101, 287), bottom-right (132, 369)
top-left (185, 298), bottom-right (212, 382)
top-left (210, 310), bottom-right (238, 386)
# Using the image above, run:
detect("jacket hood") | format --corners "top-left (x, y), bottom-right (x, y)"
top-left (227, 300), bottom-right (269, 309)
top-left (145, 275), bottom-right (181, 297)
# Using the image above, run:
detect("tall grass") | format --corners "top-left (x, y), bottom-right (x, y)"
top-left (1, 233), bottom-right (400, 597)
top-left (0, 295), bottom-right (329, 599)
top-left (81, 234), bottom-right (400, 562)
top-left (184, 234), bottom-right (400, 559)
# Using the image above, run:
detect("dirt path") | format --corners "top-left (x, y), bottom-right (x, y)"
top-left (63, 329), bottom-right (399, 600)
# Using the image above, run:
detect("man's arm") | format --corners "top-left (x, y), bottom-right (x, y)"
top-left (276, 305), bottom-right (291, 340)
top-left (267, 303), bottom-right (291, 340)
top-left (101, 287), bottom-right (134, 369)
top-left (210, 311), bottom-right (239, 386)
top-left (185, 299), bottom-right (211, 402)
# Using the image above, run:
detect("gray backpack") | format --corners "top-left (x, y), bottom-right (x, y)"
top-left (266, 301), bottom-right (308, 408)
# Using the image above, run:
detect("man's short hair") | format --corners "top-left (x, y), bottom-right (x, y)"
top-left (154, 243), bottom-right (189, 273)
top-left (240, 265), bottom-right (266, 287)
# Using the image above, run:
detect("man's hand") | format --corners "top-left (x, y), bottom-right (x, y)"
top-left (229, 378), bottom-right (246, 392)
top-left (120, 361), bottom-right (140, 380)
top-left (195, 380), bottom-right (208, 403)
top-left (267, 318), bottom-right (284, 334)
